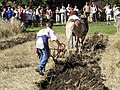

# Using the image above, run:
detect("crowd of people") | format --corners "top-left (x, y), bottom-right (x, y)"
top-left (0, 2), bottom-right (120, 28)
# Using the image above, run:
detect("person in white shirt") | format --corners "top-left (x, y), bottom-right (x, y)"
top-left (55, 7), bottom-right (60, 23)
top-left (91, 2), bottom-right (97, 22)
top-left (114, 7), bottom-right (120, 25)
top-left (105, 5), bottom-right (112, 25)
top-left (35, 22), bottom-right (62, 75)
top-left (26, 8), bottom-right (33, 26)
top-left (66, 4), bottom-right (71, 19)
top-left (60, 6), bottom-right (67, 24)
top-left (112, 4), bottom-right (117, 23)
top-left (74, 6), bottom-right (80, 15)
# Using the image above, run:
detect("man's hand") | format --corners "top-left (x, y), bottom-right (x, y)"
top-left (56, 39), bottom-right (65, 50)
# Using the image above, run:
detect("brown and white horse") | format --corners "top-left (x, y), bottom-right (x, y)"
top-left (65, 18), bottom-right (88, 53)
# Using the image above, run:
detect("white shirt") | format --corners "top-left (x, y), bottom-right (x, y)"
top-left (68, 15), bottom-right (80, 20)
top-left (105, 8), bottom-right (112, 15)
top-left (92, 6), bottom-right (97, 14)
top-left (36, 27), bottom-right (57, 49)
top-left (60, 8), bottom-right (66, 14)
top-left (26, 11), bottom-right (32, 20)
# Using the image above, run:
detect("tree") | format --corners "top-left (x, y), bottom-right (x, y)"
top-left (99, 0), bottom-right (120, 6)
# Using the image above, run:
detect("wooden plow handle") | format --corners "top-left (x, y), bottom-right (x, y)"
top-left (50, 43), bottom-right (66, 63)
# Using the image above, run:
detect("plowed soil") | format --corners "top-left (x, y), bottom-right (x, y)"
top-left (37, 32), bottom-right (109, 90)
top-left (0, 33), bottom-right (35, 50)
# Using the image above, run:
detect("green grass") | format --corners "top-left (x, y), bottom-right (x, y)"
top-left (88, 22), bottom-right (116, 35)
top-left (27, 21), bottom-right (116, 35)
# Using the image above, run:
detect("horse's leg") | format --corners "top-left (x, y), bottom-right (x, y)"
top-left (78, 35), bottom-right (86, 53)
top-left (79, 38), bottom-right (82, 53)
top-left (75, 37), bottom-right (79, 53)
top-left (66, 31), bottom-right (73, 55)
top-left (70, 34), bottom-right (74, 48)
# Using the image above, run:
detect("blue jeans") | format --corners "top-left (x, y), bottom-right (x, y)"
top-left (37, 48), bottom-right (49, 72)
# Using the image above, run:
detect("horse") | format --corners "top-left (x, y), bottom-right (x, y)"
top-left (65, 17), bottom-right (88, 54)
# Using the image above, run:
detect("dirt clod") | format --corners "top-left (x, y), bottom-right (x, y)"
top-left (38, 33), bottom-right (109, 90)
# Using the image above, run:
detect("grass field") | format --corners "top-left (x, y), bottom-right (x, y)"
top-left (27, 21), bottom-right (116, 35)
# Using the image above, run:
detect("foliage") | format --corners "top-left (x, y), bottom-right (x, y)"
top-left (99, 0), bottom-right (120, 6)
top-left (0, 0), bottom-right (90, 9)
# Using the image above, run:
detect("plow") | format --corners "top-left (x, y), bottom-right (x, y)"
top-left (50, 43), bottom-right (67, 63)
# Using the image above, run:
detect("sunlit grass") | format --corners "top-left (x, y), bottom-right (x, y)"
top-left (27, 21), bottom-right (116, 36)
top-left (88, 21), bottom-right (116, 35)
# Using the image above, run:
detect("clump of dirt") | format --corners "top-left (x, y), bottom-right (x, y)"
top-left (0, 33), bottom-right (35, 50)
top-left (37, 32), bottom-right (109, 90)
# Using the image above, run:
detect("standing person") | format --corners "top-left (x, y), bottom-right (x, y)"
top-left (60, 6), bottom-right (67, 24)
top-left (113, 4), bottom-right (117, 24)
top-left (66, 4), bottom-right (71, 20)
top-left (18, 6), bottom-right (24, 20)
top-left (91, 2), bottom-right (97, 22)
top-left (83, 2), bottom-right (90, 19)
top-left (74, 6), bottom-right (80, 16)
top-left (1, 8), bottom-right (6, 20)
top-left (55, 7), bottom-right (60, 23)
top-left (6, 7), bottom-right (13, 21)
top-left (46, 7), bottom-right (52, 22)
top-left (26, 8), bottom-right (33, 26)
top-left (35, 6), bottom-right (41, 26)
top-left (114, 7), bottom-right (120, 25)
top-left (105, 5), bottom-right (112, 25)
top-left (69, 7), bottom-right (74, 16)
top-left (35, 22), bottom-right (62, 75)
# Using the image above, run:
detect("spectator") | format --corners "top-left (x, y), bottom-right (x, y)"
top-left (74, 6), bottom-right (80, 16)
top-left (35, 6), bottom-right (41, 26)
top-left (83, 2), bottom-right (90, 19)
top-left (46, 7), bottom-right (52, 22)
top-left (18, 6), bottom-right (24, 20)
top-left (103, 3), bottom-right (109, 11)
top-left (91, 2), bottom-right (97, 22)
top-left (69, 7), bottom-right (74, 16)
top-left (35, 22), bottom-right (62, 75)
top-left (66, 4), bottom-right (71, 20)
top-left (60, 6), bottom-right (67, 24)
top-left (1, 8), bottom-right (6, 20)
top-left (113, 4), bottom-right (117, 24)
top-left (114, 7), bottom-right (120, 24)
top-left (39, 7), bottom-right (44, 26)
top-left (33, 10), bottom-right (38, 27)
top-left (26, 8), bottom-right (33, 26)
top-left (105, 5), bottom-right (112, 25)
top-left (55, 7), bottom-right (60, 23)
top-left (6, 7), bottom-right (13, 21)
top-left (14, 8), bottom-right (19, 20)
